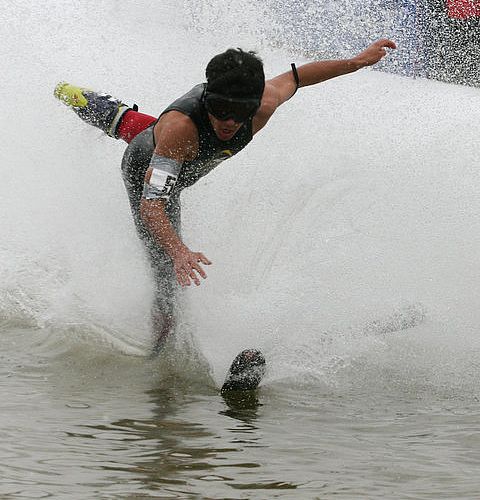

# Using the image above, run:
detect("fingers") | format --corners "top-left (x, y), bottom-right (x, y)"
top-left (176, 267), bottom-right (195, 287)
top-left (197, 253), bottom-right (212, 265)
top-left (175, 259), bottom-right (211, 288)
top-left (189, 269), bottom-right (201, 286)
top-left (176, 268), bottom-right (191, 287)
top-left (173, 250), bottom-right (212, 288)
top-left (363, 39), bottom-right (395, 65)
top-left (385, 39), bottom-right (397, 50)
top-left (376, 38), bottom-right (396, 50)
top-left (191, 261), bottom-right (207, 280)
top-left (185, 253), bottom-right (212, 283)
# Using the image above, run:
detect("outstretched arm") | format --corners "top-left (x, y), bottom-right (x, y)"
top-left (254, 39), bottom-right (396, 133)
top-left (294, 38), bottom-right (396, 89)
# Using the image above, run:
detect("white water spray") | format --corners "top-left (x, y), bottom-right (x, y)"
top-left (2, 0), bottom-right (480, 389)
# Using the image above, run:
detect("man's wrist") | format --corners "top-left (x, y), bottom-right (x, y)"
top-left (348, 57), bottom-right (367, 71)
top-left (166, 240), bottom-right (188, 259)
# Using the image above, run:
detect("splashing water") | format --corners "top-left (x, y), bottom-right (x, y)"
top-left (1, 0), bottom-right (480, 393)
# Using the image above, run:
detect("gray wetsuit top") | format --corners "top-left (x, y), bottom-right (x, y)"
top-left (121, 83), bottom-right (254, 226)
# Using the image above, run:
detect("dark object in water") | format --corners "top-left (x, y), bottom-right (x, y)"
top-left (221, 349), bottom-right (266, 393)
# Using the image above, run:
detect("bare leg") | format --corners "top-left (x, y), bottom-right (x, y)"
top-left (151, 307), bottom-right (175, 354)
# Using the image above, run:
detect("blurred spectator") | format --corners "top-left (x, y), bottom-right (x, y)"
top-left (424, 0), bottom-right (480, 85)
top-left (265, 0), bottom-right (480, 86)
top-left (447, 0), bottom-right (480, 19)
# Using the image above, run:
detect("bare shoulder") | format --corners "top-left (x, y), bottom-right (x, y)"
top-left (252, 82), bottom-right (284, 135)
top-left (259, 82), bottom-right (282, 114)
top-left (154, 111), bottom-right (198, 161)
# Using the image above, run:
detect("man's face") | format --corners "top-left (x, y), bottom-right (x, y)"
top-left (208, 114), bottom-right (244, 141)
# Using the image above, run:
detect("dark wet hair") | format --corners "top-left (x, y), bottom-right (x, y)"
top-left (205, 48), bottom-right (265, 100)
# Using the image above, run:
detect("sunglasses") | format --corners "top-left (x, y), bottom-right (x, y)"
top-left (204, 92), bottom-right (261, 123)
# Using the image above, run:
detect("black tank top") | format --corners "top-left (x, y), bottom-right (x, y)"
top-left (158, 83), bottom-right (254, 191)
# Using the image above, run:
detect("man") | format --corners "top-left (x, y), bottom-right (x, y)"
top-left (55, 39), bottom-right (395, 350)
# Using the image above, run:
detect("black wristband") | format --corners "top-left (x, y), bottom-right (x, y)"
top-left (291, 62), bottom-right (300, 95)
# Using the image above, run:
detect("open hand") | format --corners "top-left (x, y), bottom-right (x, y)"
top-left (171, 246), bottom-right (212, 287)
top-left (354, 39), bottom-right (396, 67)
